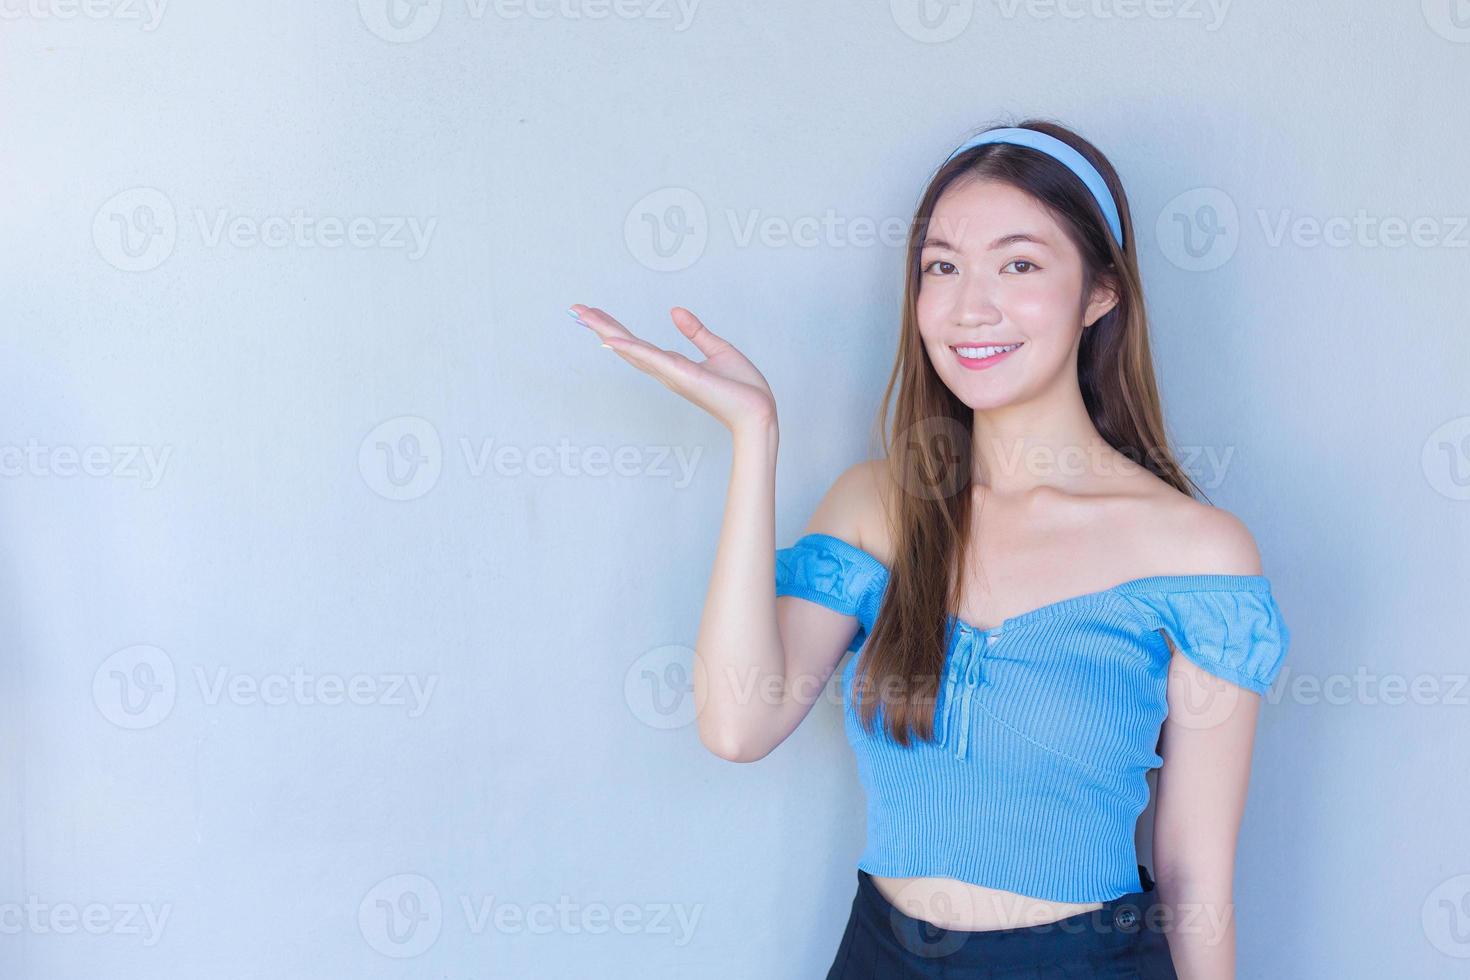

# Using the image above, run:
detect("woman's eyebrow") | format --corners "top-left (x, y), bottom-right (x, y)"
top-left (921, 232), bottom-right (1051, 251)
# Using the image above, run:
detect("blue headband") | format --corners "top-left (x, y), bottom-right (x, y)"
top-left (943, 127), bottom-right (1124, 248)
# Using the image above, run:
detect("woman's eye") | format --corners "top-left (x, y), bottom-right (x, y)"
top-left (1004, 259), bottom-right (1037, 274)
top-left (923, 259), bottom-right (956, 275)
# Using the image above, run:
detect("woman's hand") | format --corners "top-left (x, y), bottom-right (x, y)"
top-left (570, 305), bottom-right (777, 436)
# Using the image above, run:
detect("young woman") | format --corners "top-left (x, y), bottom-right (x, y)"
top-left (569, 118), bottom-right (1290, 979)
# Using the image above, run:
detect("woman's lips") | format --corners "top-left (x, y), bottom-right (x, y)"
top-left (951, 343), bottom-right (1022, 371)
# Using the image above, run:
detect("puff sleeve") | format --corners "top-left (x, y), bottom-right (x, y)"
top-left (774, 533), bottom-right (888, 654)
top-left (1125, 582), bottom-right (1292, 695)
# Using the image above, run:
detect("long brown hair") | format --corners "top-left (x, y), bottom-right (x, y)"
top-left (855, 116), bottom-right (1207, 746)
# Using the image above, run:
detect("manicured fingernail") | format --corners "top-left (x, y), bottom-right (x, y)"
top-left (567, 307), bottom-right (586, 322)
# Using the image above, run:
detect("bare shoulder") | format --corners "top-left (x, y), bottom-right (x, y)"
top-left (799, 458), bottom-right (892, 556)
top-left (1132, 484), bottom-right (1265, 576)
top-left (1179, 501), bottom-right (1265, 575)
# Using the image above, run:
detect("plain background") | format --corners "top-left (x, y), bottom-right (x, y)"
top-left (3, 1), bottom-right (1468, 977)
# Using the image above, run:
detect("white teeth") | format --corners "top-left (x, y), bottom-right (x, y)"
top-left (955, 343), bottom-right (1021, 358)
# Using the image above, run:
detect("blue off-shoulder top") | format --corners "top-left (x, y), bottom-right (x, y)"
top-left (774, 532), bottom-right (1292, 903)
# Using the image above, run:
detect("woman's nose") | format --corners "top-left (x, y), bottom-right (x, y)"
top-left (954, 279), bottom-right (1001, 327)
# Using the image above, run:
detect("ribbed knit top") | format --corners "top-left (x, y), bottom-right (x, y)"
top-left (774, 532), bottom-right (1292, 903)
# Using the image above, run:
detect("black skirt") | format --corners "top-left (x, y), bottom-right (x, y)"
top-left (825, 865), bottom-right (1179, 979)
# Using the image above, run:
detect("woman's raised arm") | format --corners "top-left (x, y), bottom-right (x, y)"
top-left (571, 304), bottom-right (864, 762)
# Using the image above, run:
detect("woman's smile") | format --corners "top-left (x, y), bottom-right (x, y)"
top-left (951, 341), bottom-right (1024, 370)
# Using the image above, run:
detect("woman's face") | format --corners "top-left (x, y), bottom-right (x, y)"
top-left (915, 177), bottom-right (1116, 411)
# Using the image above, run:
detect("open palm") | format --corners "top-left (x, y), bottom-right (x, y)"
top-left (570, 305), bottom-right (776, 434)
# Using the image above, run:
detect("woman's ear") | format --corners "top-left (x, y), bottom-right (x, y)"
top-left (1083, 274), bottom-right (1120, 328)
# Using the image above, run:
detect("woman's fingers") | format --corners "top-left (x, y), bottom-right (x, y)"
top-left (572, 304), bottom-right (733, 363)
top-left (569, 305), bottom-right (638, 344)
top-left (601, 334), bottom-right (699, 393)
top-left (668, 307), bottom-right (733, 359)
top-left (570, 304), bottom-right (703, 393)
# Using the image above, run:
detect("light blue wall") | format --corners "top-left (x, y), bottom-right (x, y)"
top-left (2, 1), bottom-right (1467, 977)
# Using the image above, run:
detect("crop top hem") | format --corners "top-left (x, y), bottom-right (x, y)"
top-left (853, 858), bottom-right (1144, 905)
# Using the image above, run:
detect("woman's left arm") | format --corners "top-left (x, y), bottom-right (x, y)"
top-left (1150, 505), bottom-right (1276, 979)
top-left (1152, 646), bottom-right (1262, 979)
